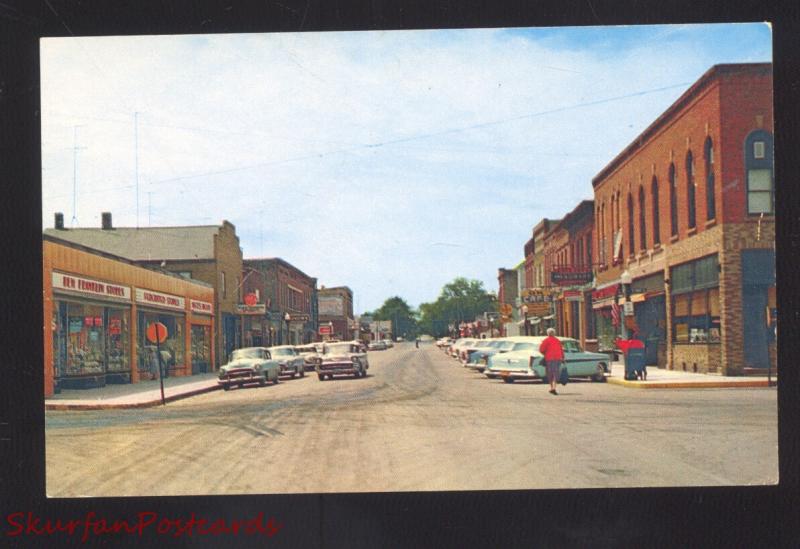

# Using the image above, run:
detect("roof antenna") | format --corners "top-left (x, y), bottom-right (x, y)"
top-left (71, 125), bottom-right (86, 227)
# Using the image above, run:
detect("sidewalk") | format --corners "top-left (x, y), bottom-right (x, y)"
top-left (606, 361), bottom-right (776, 389)
top-left (45, 372), bottom-right (221, 410)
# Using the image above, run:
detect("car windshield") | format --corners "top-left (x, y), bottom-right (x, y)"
top-left (498, 341), bottom-right (516, 351)
top-left (230, 348), bottom-right (266, 360)
top-left (324, 343), bottom-right (353, 355)
top-left (511, 343), bottom-right (535, 352)
top-left (271, 347), bottom-right (294, 356)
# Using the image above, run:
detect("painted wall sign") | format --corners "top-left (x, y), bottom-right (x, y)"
top-left (135, 288), bottom-right (185, 311)
top-left (52, 272), bottom-right (131, 300)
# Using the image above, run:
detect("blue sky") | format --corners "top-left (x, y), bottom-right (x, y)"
top-left (40, 23), bottom-right (772, 313)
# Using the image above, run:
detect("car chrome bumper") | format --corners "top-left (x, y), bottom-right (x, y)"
top-left (487, 370), bottom-right (541, 380)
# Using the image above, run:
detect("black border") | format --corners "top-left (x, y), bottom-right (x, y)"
top-left (2, 1), bottom-right (798, 547)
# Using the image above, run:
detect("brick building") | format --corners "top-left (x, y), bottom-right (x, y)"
top-left (591, 63), bottom-right (774, 374)
top-left (241, 258), bottom-right (318, 346)
top-left (546, 200), bottom-right (595, 347)
top-left (520, 218), bottom-right (560, 335)
top-left (45, 214), bottom-right (243, 368)
top-left (317, 286), bottom-right (355, 341)
top-left (497, 267), bottom-right (519, 335)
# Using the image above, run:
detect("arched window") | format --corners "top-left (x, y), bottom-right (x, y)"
top-left (669, 163), bottom-right (678, 237)
top-left (638, 186), bottom-right (646, 250)
top-left (686, 150), bottom-right (696, 229)
top-left (745, 130), bottom-right (774, 215)
top-left (651, 176), bottom-right (660, 245)
top-left (627, 193), bottom-right (635, 255)
top-left (704, 137), bottom-right (716, 221)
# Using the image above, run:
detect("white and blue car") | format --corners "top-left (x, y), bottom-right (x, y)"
top-left (465, 338), bottom-right (515, 372)
top-left (485, 337), bottom-right (610, 383)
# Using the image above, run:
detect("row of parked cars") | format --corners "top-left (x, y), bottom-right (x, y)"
top-left (217, 341), bottom-right (372, 389)
top-left (436, 335), bottom-right (611, 383)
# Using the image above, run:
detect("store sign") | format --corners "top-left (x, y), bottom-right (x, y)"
top-left (521, 288), bottom-right (555, 304)
top-left (563, 290), bottom-right (583, 302)
top-left (289, 314), bottom-right (310, 322)
top-left (135, 288), bottom-right (185, 311)
top-left (190, 299), bottom-right (213, 315)
top-left (592, 284), bottom-right (619, 302)
top-left (551, 266), bottom-right (593, 286)
top-left (318, 325), bottom-right (332, 335)
top-left (52, 272), bottom-right (130, 300)
top-left (236, 304), bottom-right (266, 315)
top-left (623, 302), bottom-right (635, 316)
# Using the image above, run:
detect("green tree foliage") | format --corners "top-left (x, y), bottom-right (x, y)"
top-left (417, 277), bottom-right (498, 337)
top-left (372, 296), bottom-right (418, 339)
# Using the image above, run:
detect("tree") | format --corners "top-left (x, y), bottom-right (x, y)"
top-left (418, 277), bottom-right (497, 337)
top-left (372, 296), bottom-right (418, 339)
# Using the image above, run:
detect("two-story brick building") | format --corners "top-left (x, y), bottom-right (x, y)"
top-left (241, 258), bottom-right (318, 346)
top-left (520, 218), bottom-right (560, 335)
top-left (45, 214), bottom-right (243, 368)
top-left (317, 286), bottom-right (354, 341)
top-left (592, 63), bottom-right (774, 374)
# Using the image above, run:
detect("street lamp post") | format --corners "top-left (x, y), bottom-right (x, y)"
top-left (620, 270), bottom-right (632, 340)
top-left (522, 305), bottom-right (529, 336)
top-left (284, 312), bottom-right (291, 345)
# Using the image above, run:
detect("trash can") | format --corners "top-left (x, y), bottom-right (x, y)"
top-left (624, 348), bottom-right (647, 380)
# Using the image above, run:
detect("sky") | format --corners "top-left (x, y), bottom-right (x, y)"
top-left (40, 23), bottom-right (772, 313)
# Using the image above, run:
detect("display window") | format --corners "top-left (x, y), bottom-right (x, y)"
top-left (191, 324), bottom-right (211, 374)
top-left (137, 311), bottom-right (185, 379)
top-left (105, 308), bottom-right (130, 379)
top-left (65, 302), bottom-right (106, 376)
top-left (672, 288), bottom-right (720, 344)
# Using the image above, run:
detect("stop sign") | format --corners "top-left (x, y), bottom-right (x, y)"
top-left (146, 322), bottom-right (168, 344)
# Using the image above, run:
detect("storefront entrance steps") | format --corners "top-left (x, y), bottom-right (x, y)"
top-left (606, 361), bottom-right (776, 389)
top-left (45, 372), bottom-right (220, 410)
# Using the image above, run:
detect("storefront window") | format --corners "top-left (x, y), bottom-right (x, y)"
top-left (105, 308), bottom-right (130, 379)
top-left (138, 312), bottom-right (185, 378)
top-left (671, 255), bottom-right (720, 344)
top-left (65, 302), bottom-right (106, 376)
top-left (191, 325), bottom-right (211, 374)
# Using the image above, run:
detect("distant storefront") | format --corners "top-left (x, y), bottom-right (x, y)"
top-left (44, 236), bottom-right (214, 396)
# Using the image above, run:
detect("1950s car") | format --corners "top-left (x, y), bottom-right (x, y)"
top-left (218, 347), bottom-right (280, 390)
top-left (268, 345), bottom-right (306, 378)
top-left (485, 337), bottom-right (610, 383)
top-left (294, 344), bottom-right (321, 372)
top-left (465, 338), bottom-right (516, 372)
top-left (314, 340), bottom-right (369, 380)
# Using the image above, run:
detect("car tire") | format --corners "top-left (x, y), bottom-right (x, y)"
top-left (503, 377), bottom-right (515, 383)
top-left (238, 383), bottom-right (243, 389)
top-left (592, 364), bottom-right (607, 382)
top-left (223, 384), bottom-right (230, 391)
top-left (273, 375), bottom-right (280, 385)
top-left (259, 376), bottom-right (266, 387)
top-left (318, 374), bottom-right (324, 381)
top-left (299, 369), bottom-right (305, 378)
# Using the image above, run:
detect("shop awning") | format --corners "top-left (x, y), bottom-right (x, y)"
top-left (592, 298), bottom-right (615, 309)
top-left (542, 314), bottom-right (554, 320)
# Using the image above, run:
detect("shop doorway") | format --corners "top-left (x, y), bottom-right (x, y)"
top-left (741, 250), bottom-right (775, 370)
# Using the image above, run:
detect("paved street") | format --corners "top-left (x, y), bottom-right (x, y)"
top-left (46, 343), bottom-right (778, 497)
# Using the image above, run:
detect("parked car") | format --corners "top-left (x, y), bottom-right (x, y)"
top-left (368, 340), bottom-right (387, 351)
top-left (459, 338), bottom-right (496, 364)
top-left (268, 345), bottom-right (306, 378)
top-left (218, 347), bottom-right (280, 390)
top-left (294, 344), bottom-right (321, 372)
top-left (485, 337), bottom-right (610, 383)
top-left (465, 339), bottom-right (516, 372)
top-left (383, 339), bottom-right (394, 348)
top-left (448, 338), bottom-right (476, 359)
top-left (436, 337), bottom-right (454, 348)
top-left (315, 340), bottom-right (369, 380)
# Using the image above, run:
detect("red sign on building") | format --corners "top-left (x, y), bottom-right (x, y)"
top-left (318, 325), bottom-right (332, 335)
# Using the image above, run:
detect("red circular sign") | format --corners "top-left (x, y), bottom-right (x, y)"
top-left (244, 293), bottom-right (258, 306)
top-left (146, 322), bottom-right (168, 344)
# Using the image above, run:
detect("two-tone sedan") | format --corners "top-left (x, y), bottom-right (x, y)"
top-left (218, 347), bottom-right (280, 390)
top-left (485, 337), bottom-right (611, 383)
top-left (459, 338), bottom-right (497, 364)
top-left (294, 344), bottom-right (321, 372)
top-left (315, 340), bottom-right (369, 380)
top-left (465, 338), bottom-right (516, 372)
top-left (268, 345), bottom-right (306, 378)
top-left (448, 338), bottom-right (476, 359)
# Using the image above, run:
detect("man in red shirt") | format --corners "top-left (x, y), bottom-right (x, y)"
top-left (539, 328), bottom-right (565, 395)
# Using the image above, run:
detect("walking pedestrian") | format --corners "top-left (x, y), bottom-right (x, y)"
top-left (539, 328), bottom-right (564, 395)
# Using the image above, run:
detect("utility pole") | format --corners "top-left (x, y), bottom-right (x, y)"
top-left (134, 111), bottom-right (139, 229)
top-left (71, 125), bottom-right (86, 227)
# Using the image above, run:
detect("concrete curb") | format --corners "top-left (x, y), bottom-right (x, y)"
top-left (45, 383), bottom-right (221, 411)
top-left (606, 377), bottom-right (775, 389)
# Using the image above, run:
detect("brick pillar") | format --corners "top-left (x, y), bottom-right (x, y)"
top-left (665, 271), bottom-right (674, 370)
top-left (43, 253), bottom-right (54, 397)
top-left (719, 245), bottom-right (743, 375)
top-left (130, 302), bottom-right (139, 383)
